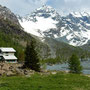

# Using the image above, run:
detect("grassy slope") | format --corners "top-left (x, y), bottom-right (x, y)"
top-left (0, 73), bottom-right (90, 90)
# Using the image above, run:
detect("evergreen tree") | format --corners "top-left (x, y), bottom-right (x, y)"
top-left (68, 54), bottom-right (82, 74)
top-left (24, 40), bottom-right (40, 72)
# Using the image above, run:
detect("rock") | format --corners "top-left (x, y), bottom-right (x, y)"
top-left (25, 75), bottom-right (31, 77)
top-left (51, 72), bottom-right (57, 75)
top-left (6, 71), bottom-right (15, 76)
top-left (23, 69), bottom-right (35, 75)
top-left (15, 68), bottom-right (24, 75)
top-left (0, 63), bottom-right (4, 70)
top-left (65, 70), bottom-right (69, 73)
top-left (24, 70), bottom-right (28, 75)
top-left (0, 63), bottom-right (36, 76)
top-left (9, 66), bottom-right (14, 70)
top-left (0, 70), bottom-right (6, 75)
top-left (85, 75), bottom-right (90, 77)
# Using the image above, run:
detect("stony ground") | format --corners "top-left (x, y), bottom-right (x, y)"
top-left (0, 63), bottom-right (35, 76)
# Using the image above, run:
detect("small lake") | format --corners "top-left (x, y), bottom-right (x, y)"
top-left (46, 60), bottom-right (90, 74)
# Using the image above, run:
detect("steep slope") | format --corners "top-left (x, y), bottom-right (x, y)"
top-left (0, 5), bottom-right (51, 60)
top-left (18, 5), bottom-right (60, 37)
top-left (0, 5), bottom-right (20, 26)
top-left (60, 12), bottom-right (90, 46)
top-left (44, 38), bottom-right (90, 60)
top-left (0, 4), bottom-right (89, 61)
top-left (19, 5), bottom-right (90, 46)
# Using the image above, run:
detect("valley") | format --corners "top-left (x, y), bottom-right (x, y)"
top-left (0, 1), bottom-right (90, 90)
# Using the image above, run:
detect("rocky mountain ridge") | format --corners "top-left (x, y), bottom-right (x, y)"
top-left (18, 5), bottom-right (90, 46)
top-left (0, 4), bottom-right (89, 60)
top-left (0, 5), bottom-right (20, 26)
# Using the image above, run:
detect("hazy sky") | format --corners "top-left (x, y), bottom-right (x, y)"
top-left (0, 0), bottom-right (90, 16)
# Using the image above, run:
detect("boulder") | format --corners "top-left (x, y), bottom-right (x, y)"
top-left (6, 71), bottom-right (15, 76)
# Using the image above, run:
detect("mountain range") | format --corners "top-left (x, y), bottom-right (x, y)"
top-left (18, 5), bottom-right (90, 46)
top-left (0, 4), bottom-right (90, 61)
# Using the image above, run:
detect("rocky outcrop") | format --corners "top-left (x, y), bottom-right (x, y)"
top-left (0, 63), bottom-right (35, 76)
top-left (0, 5), bottom-right (20, 26)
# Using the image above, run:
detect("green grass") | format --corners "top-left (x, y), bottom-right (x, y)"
top-left (0, 73), bottom-right (90, 90)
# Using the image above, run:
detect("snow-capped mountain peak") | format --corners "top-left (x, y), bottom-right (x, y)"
top-left (22, 5), bottom-right (60, 21)
top-left (18, 5), bottom-right (90, 46)
top-left (36, 5), bottom-right (54, 11)
top-left (19, 5), bottom-right (60, 37)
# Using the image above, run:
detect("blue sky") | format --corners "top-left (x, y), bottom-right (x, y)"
top-left (0, 0), bottom-right (90, 16)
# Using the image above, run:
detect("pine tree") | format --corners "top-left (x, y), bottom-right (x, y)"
top-left (24, 40), bottom-right (40, 72)
top-left (68, 54), bottom-right (82, 74)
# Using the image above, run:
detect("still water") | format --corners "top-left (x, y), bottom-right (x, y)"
top-left (47, 60), bottom-right (90, 74)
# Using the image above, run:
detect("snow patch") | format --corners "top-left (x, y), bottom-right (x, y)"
top-left (71, 12), bottom-right (82, 17)
top-left (19, 16), bottom-right (58, 37)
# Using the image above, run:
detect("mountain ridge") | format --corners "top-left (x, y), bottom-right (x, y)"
top-left (18, 5), bottom-right (90, 46)
top-left (0, 4), bottom-right (90, 61)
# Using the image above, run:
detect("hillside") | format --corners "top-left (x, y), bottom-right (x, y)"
top-left (44, 38), bottom-right (90, 60)
top-left (0, 5), bottom-right (51, 61)
top-left (0, 5), bottom-right (89, 62)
